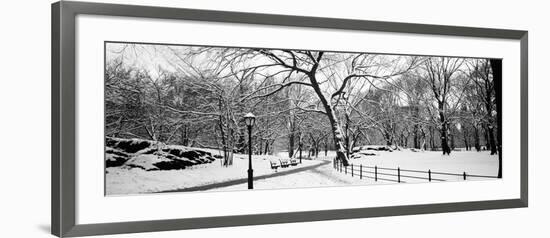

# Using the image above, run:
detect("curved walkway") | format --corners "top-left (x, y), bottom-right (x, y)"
top-left (158, 160), bottom-right (331, 193)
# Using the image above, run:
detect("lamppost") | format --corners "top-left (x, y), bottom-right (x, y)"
top-left (244, 113), bottom-right (256, 189)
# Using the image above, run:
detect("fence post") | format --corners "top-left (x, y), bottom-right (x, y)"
top-left (351, 164), bottom-right (354, 177)
top-left (428, 169), bottom-right (431, 182)
top-left (463, 172), bottom-right (467, 180)
top-left (398, 167), bottom-right (401, 183)
top-left (360, 164), bottom-right (362, 179)
top-left (375, 166), bottom-right (378, 181)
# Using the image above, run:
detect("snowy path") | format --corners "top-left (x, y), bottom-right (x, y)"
top-left (211, 157), bottom-right (376, 192)
top-left (158, 160), bottom-right (332, 193)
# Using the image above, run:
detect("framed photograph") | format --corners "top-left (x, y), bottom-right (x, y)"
top-left (52, 1), bottom-right (528, 237)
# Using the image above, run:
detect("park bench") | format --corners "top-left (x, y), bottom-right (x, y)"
top-left (279, 158), bottom-right (290, 168)
top-left (269, 160), bottom-right (280, 171)
top-left (290, 158), bottom-right (299, 166)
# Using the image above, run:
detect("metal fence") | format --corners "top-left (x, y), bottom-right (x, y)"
top-left (332, 158), bottom-right (499, 183)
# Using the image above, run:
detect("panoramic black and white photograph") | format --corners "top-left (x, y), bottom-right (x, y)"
top-left (104, 42), bottom-right (502, 195)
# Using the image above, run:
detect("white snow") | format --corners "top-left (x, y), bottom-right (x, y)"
top-left (106, 153), bottom-right (322, 195)
top-left (214, 158), bottom-right (368, 191)
top-left (352, 150), bottom-right (499, 178)
top-left (107, 149), bottom-right (499, 195)
top-left (214, 150), bottom-right (499, 191)
top-left (124, 154), bottom-right (172, 171)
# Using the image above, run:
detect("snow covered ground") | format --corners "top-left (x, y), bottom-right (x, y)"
top-left (106, 153), bottom-right (322, 195)
top-left (213, 150), bottom-right (499, 192)
top-left (107, 149), bottom-right (499, 195)
top-left (213, 157), bottom-right (368, 191)
top-left (348, 150), bottom-right (499, 184)
top-left (352, 150), bottom-right (499, 177)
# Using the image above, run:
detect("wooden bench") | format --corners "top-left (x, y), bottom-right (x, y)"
top-left (279, 159), bottom-right (290, 168)
top-left (290, 158), bottom-right (299, 166)
top-left (270, 161), bottom-right (280, 171)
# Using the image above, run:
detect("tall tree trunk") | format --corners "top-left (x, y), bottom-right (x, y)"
top-left (181, 125), bottom-right (189, 146)
top-left (450, 130), bottom-right (455, 150)
top-left (344, 114), bottom-right (351, 160)
top-left (401, 130), bottom-right (409, 148)
top-left (327, 111), bottom-right (349, 165)
top-left (490, 59), bottom-right (502, 178)
top-left (350, 133), bottom-right (358, 154)
top-left (308, 72), bottom-right (350, 166)
top-left (487, 125), bottom-right (497, 155)
top-left (474, 125), bottom-right (481, 151)
top-left (218, 98), bottom-right (234, 167)
top-left (413, 124), bottom-right (420, 149)
top-left (484, 127), bottom-right (490, 151)
top-left (413, 106), bottom-right (421, 149)
top-left (236, 129), bottom-right (245, 153)
top-left (264, 140), bottom-right (269, 155)
top-left (345, 134), bottom-right (350, 160)
top-left (462, 126), bottom-right (470, 151)
top-left (315, 142), bottom-right (319, 157)
top-left (421, 128), bottom-right (427, 151)
top-left (484, 97), bottom-right (498, 155)
top-left (288, 120), bottom-right (295, 158)
top-left (383, 131), bottom-right (393, 147)
top-left (439, 108), bottom-right (451, 155)
top-left (324, 139), bottom-right (328, 157)
top-left (227, 127), bottom-right (235, 165)
top-left (218, 115), bottom-right (228, 166)
top-left (429, 126), bottom-right (435, 151)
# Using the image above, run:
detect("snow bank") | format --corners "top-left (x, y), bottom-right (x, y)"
top-left (105, 147), bottom-right (130, 167)
top-left (124, 154), bottom-right (172, 170)
top-left (106, 137), bottom-right (153, 153)
top-left (351, 145), bottom-right (394, 159)
top-left (353, 145), bottom-right (393, 152)
top-left (105, 137), bottom-right (215, 171)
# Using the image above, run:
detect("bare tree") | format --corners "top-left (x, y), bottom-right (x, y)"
top-left (421, 57), bottom-right (465, 155)
top-left (240, 50), bottom-right (418, 165)
top-left (466, 59), bottom-right (498, 155)
top-left (106, 43), bottom-right (501, 171)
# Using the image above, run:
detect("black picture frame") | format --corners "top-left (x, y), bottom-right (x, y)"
top-left (52, 1), bottom-right (528, 237)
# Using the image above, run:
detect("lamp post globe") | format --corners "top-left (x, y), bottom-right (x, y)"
top-left (244, 113), bottom-right (256, 189)
top-left (244, 113), bottom-right (256, 127)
